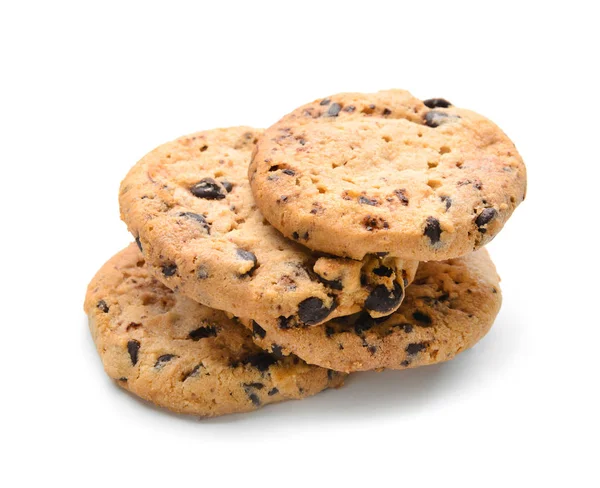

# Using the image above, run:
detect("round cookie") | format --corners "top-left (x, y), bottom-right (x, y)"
top-left (249, 90), bottom-right (526, 261)
top-left (84, 244), bottom-right (345, 417)
top-left (244, 249), bottom-right (501, 373)
top-left (119, 127), bottom-right (419, 331)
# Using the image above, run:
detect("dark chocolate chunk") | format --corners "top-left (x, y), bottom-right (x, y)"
top-left (441, 196), bottom-right (452, 210)
top-left (425, 111), bottom-right (459, 128)
top-left (162, 264), bottom-right (177, 277)
top-left (127, 340), bottom-right (140, 365)
top-left (406, 343), bottom-right (427, 355)
top-left (298, 297), bottom-right (336, 325)
top-left (424, 217), bottom-right (442, 244)
top-left (394, 189), bottom-right (409, 206)
top-left (365, 282), bottom-right (404, 314)
top-left (373, 266), bottom-right (393, 277)
top-left (154, 354), bottom-right (176, 369)
top-left (97, 300), bottom-right (109, 313)
top-left (282, 168), bottom-right (295, 176)
top-left (423, 98), bottom-right (452, 109)
top-left (236, 249), bottom-right (258, 276)
top-left (244, 382), bottom-right (264, 389)
top-left (252, 321), bottom-right (267, 339)
top-left (243, 353), bottom-right (277, 372)
top-left (383, 108), bottom-right (391, 115)
top-left (400, 360), bottom-right (410, 367)
top-left (320, 98), bottom-right (331, 106)
top-left (475, 208), bottom-right (498, 230)
top-left (270, 344), bottom-right (284, 359)
top-left (292, 232), bottom-right (299, 240)
top-left (412, 311), bottom-right (433, 326)
top-left (182, 364), bottom-right (203, 381)
top-left (188, 326), bottom-right (217, 341)
top-left (221, 180), bottom-right (233, 192)
top-left (318, 276), bottom-right (343, 290)
top-left (178, 212), bottom-right (210, 233)
top-left (325, 326), bottom-right (335, 337)
top-left (278, 316), bottom-right (293, 329)
top-left (358, 195), bottom-right (378, 206)
top-left (343, 105), bottom-right (356, 112)
top-left (197, 265), bottom-right (209, 279)
top-left (248, 393), bottom-right (261, 406)
top-left (326, 103), bottom-right (342, 117)
top-left (268, 387), bottom-right (279, 396)
top-left (397, 323), bottom-right (413, 333)
top-left (190, 178), bottom-right (226, 200)
top-left (135, 236), bottom-right (143, 252)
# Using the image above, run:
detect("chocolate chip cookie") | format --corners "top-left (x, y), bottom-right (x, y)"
top-left (244, 249), bottom-right (502, 372)
top-left (249, 90), bottom-right (526, 260)
top-left (119, 127), bottom-right (419, 331)
top-left (84, 244), bottom-right (345, 417)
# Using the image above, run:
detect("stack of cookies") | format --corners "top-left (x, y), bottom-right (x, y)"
top-left (85, 90), bottom-right (526, 417)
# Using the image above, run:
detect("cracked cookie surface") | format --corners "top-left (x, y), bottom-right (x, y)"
top-left (249, 90), bottom-right (526, 260)
top-left (244, 249), bottom-right (501, 373)
top-left (84, 244), bottom-right (345, 417)
top-left (119, 127), bottom-right (418, 330)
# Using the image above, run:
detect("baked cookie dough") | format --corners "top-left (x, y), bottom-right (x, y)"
top-left (250, 90), bottom-right (526, 260)
top-left (119, 127), bottom-right (418, 330)
top-left (84, 244), bottom-right (345, 417)
top-left (245, 249), bottom-right (501, 373)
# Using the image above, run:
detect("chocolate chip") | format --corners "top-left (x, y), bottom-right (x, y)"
top-left (135, 236), bottom-right (143, 252)
top-left (197, 265), bottom-right (209, 279)
top-left (282, 169), bottom-right (295, 176)
top-left (423, 98), bottom-right (452, 109)
top-left (406, 343), bottom-right (427, 355)
top-left (343, 105), bottom-right (356, 113)
top-left (292, 232), bottom-right (299, 240)
top-left (394, 189), bottom-right (409, 206)
top-left (424, 217), bottom-right (442, 244)
top-left (252, 321), bottom-right (267, 339)
top-left (412, 311), bottom-right (433, 326)
top-left (190, 178), bottom-right (226, 200)
top-left (475, 208), bottom-right (498, 231)
top-left (97, 300), bottom-right (109, 313)
top-left (425, 111), bottom-right (458, 128)
top-left (221, 180), bottom-right (233, 192)
top-left (365, 282), bottom-right (404, 314)
top-left (278, 316), bottom-right (292, 329)
top-left (248, 393), bottom-right (261, 406)
top-left (373, 266), bottom-right (393, 277)
top-left (320, 98), bottom-right (331, 106)
top-left (400, 360), bottom-right (410, 367)
top-left (182, 364), bottom-right (203, 381)
top-left (244, 382), bottom-right (264, 389)
top-left (326, 103), bottom-right (342, 117)
top-left (178, 212), bottom-right (210, 233)
top-left (270, 344), bottom-right (284, 359)
top-left (358, 196), bottom-right (378, 206)
top-left (367, 345), bottom-right (377, 354)
top-left (325, 326), bottom-right (335, 337)
top-left (154, 354), bottom-right (176, 369)
top-left (441, 196), bottom-right (452, 210)
top-left (188, 326), bottom-right (217, 341)
top-left (317, 275), bottom-right (343, 290)
top-left (127, 340), bottom-right (140, 365)
top-left (268, 387), bottom-right (279, 396)
top-left (162, 264), bottom-right (177, 277)
top-left (236, 249), bottom-right (258, 276)
top-left (383, 108), bottom-right (391, 115)
top-left (243, 353), bottom-right (277, 372)
top-left (298, 297), bottom-right (336, 325)
top-left (396, 323), bottom-right (413, 333)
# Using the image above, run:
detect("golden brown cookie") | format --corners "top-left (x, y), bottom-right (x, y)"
top-left (245, 249), bottom-right (501, 373)
top-left (84, 244), bottom-right (345, 417)
top-left (250, 90), bottom-right (526, 260)
top-left (119, 127), bottom-right (418, 330)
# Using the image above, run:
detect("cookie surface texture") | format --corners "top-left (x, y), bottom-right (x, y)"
top-left (249, 90), bottom-right (526, 260)
top-left (119, 127), bottom-right (418, 329)
top-left (246, 249), bottom-right (502, 373)
top-left (84, 244), bottom-right (345, 417)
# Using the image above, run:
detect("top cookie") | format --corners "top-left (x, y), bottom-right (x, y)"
top-left (119, 127), bottom-right (418, 331)
top-left (249, 90), bottom-right (526, 260)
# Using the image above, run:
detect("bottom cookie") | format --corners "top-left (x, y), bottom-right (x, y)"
top-left (247, 249), bottom-right (502, 373)
top-left (84, 244), bottom-right (345, 417)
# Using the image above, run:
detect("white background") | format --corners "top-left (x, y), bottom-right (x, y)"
top-left (1, 1), bottom-right (598, 486)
